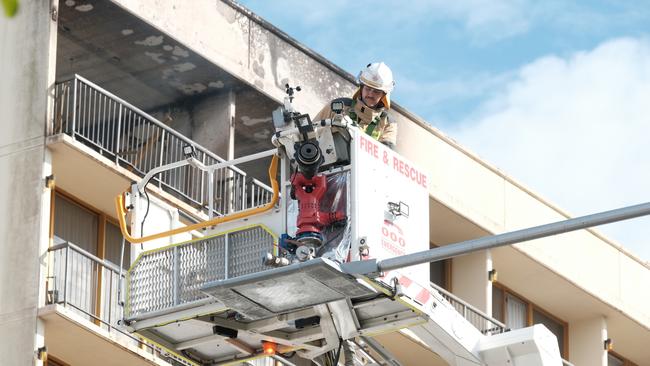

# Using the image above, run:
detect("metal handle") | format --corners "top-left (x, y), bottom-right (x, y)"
top-left (115, 155), bottom-right (279, 244)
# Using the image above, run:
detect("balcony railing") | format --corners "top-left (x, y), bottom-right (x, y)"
top-left (48, 240), bottom-right (124, 330)
top-left (47, 239), bottom-right (194, 366)
top-left (430, 281), bottom-right (507, 335)
top-left (52, 75), bottom-right (273, 217)
top-left (430, 283), bottom-right (574, 364)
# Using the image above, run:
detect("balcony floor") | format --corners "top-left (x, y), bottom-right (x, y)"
top-left (38, 304), bottom-right (173, 366)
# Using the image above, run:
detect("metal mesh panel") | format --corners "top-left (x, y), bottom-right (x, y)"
top-left (178, 236), bottom-right (226, 304)
top-left (127, 226), bottom-right (275, 319)
top-left (228, 227), bottom-right (275, 278)
top-left (128, 249), bottom-right (175, 317)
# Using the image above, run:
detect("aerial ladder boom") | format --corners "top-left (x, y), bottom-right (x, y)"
top-left (117, 85), bottom-right (650, 366)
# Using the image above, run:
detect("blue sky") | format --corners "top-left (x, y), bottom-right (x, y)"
top-left (240, 0), bottom-right (650, 262)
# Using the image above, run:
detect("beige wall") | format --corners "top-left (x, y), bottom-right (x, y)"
top-left (397, 104), bottom-right (650, 330)
top-left (569, 317), bottom-right (607, 366)
top-left (451, 251), bottom-right (492, 314)
top-left (0, 1), bottom-right (56, 365)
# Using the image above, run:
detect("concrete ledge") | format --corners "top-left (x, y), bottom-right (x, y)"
top-left (38, 304), bottom-right (173, 366)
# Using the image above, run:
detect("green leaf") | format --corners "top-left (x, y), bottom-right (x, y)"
top-left (2, 0), bottom-right (19, 18)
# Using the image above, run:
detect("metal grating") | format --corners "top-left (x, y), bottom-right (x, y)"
top-left (228, 228), bottom-right (274, 278)
top-left (127, 226), bottom-right (275, 319)
top-left (178, 236), bottom-right (226, 304)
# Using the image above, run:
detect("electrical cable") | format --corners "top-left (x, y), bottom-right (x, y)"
top-left (139, 172), bottom-right (160, 245)
top-left (117, 237), bottom-right (126, 309)
top-left (140, 185), bottom-right (150, 235)
top-left (333, 337), bottom-right (343, 366)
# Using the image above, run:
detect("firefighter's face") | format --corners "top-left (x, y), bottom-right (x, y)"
top-left (361, 84), bottom-right (384, 108)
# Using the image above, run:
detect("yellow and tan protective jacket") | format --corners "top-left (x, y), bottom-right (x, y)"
top-left (313, 98), bottom-right (397, 149)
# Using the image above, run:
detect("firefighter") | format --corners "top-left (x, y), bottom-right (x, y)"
top-left (314, 62), bottom-right (397, 149)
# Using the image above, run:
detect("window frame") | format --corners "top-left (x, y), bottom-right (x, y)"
top-left (492, 282), bottom-right (569, 359)
top-left (50, 188), bottom-right (128, 324)
top-left (46, 355), bottom-right (71, 366)
top-left (608, 350), bottom-right (639, 366)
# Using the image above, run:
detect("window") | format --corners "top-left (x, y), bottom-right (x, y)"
top-left (609, 354), bottom-right (624, 366)
top-left (51, 191), bottom-right (128, 326)
top-left (429, 243), bottom-right (451, 290)
top-left (46, 356), bottom-right (69, 366)
top-left (492, 285), bottom-right (504, 323)
top-left (608, 352), bottom-right (639, 366)
top-left (53, 191), bottom-right (129, 269)
top-left (54, 193), bottom-right (98, 254)
top-left (505, 293), bottom-right (527, 330)
top-left (533, 308), bottom-right (565, 357)
top-left (492, 283), bottom-right (568, 358)
top-left (430, 259), bottom-right (451, 290)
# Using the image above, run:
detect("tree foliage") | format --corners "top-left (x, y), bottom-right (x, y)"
top-left (2, 0), bottom-right (19, 18)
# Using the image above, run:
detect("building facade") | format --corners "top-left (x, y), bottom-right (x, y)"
top-left (0, 1), bottom-right (648, 365)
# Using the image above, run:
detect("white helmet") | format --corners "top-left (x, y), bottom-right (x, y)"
top-left (357, 62), bottom-right (395, 93)
top-left (355, 62), bottom-right (395, 109)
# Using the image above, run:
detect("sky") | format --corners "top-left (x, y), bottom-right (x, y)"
top-left (239, 0), bottom-right (650, 263)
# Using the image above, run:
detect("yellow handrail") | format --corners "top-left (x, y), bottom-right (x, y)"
top-left (115, 155), bottom-right (279, 244)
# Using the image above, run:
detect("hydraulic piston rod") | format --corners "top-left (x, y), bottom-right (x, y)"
top-left (365, 201), bottom-right (650, 273)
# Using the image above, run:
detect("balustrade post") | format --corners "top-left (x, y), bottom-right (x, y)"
top-left (71, 78), bottom-right (78, 139)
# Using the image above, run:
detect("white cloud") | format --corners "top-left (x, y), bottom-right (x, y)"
top-left (392, 71), bottom-right (518, 128)
top-left (449, 37), bottom-right (650, 262)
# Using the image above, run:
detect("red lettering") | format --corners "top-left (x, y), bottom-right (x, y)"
top-left (372, 144), bottom-right (379, 159)
top-left (382, 240), bottom-right (405, 256)
top-left (388, 155), bottom-right (429, 189)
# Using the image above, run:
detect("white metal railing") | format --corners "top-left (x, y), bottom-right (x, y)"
top-left (46, 240), bottom-right (194, 366)
top-left (430, 282), bottom-right (573, 364)
top-left (430, 281), bottom-right (507, 335)
top-left (48, 240), bottom-right (124, 329)
top-left (52, 74), bottom-right (273, 217)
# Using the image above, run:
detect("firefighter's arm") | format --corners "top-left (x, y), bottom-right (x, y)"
top-left (379, 119), bottom-right (397, 150)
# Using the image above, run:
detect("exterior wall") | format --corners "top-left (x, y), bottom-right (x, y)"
top-left (149, 91), bottom-right (235, 160)
top-left (398, 102), bottom-right (650, 329)
top-left (398, 116), bottom-right (506, 233)
top-left (111, 0), bottom-right (355, 118)
top-left (569, 317), bottom-right (607, 366)
top-left (192, 91), bottom-right (235, 160)
top-left (0, 1), bottom-right (56, 365)
top-left (451, 251), bottom-right (492, 314)
top-left (500, 180), bottom-right (650, 328)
